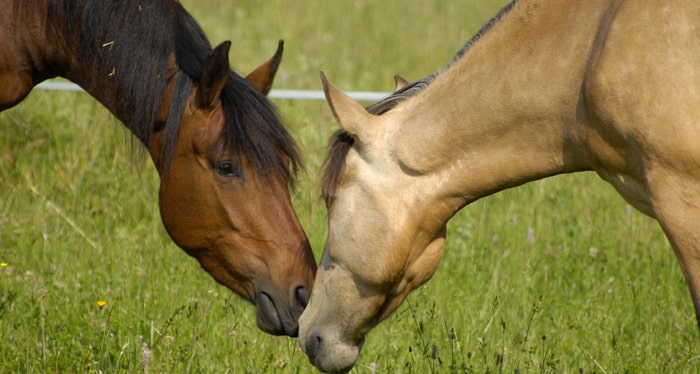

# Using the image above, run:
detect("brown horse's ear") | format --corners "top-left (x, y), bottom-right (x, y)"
top-left (393, 75), bottom-right (409, 92)
top-left (246, 40), bottom-right (284, 96)
top-left (197, 41), bottom-right (231, 108)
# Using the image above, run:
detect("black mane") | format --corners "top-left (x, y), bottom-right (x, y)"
top-left (47, 0), bottom-right (300, 183)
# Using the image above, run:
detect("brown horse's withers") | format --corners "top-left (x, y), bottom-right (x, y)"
top-left (1, 0), bottom-right (316, 337)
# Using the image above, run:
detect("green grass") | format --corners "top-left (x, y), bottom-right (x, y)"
top-left (1, 0), bottom-right (699, 372)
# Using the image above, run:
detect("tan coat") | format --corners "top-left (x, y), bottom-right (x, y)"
top-left (300, 0), bottom-right (700, 371)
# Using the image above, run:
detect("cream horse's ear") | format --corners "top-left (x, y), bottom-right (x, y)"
top-left (393, 75), bottom-right (409, 92)
top-left (321, 72), bottom-right (376, 140)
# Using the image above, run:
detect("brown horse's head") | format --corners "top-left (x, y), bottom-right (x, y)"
top-left (149, 41), bottom-right (316, 337)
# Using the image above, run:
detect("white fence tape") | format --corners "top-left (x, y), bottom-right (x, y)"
top-left (35, 80), bottom-right (390, 102)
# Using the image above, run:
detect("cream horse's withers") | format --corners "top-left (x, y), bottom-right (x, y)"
top-left (299, 0), bottom-right (700, 372)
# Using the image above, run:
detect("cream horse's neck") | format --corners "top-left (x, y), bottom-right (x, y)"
top-left (388, 0), bottom-right (612, 218)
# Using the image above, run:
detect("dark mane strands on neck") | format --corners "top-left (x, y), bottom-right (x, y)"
top-left (70, 0), bottom-right (176, 143)
top-left (45, 0), bottom-right (301, 184)
top-left (321, 0), bottom-right (519, 204)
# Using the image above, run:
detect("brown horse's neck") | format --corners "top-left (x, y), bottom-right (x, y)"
top-left (2, 0), bottom-right (179, 147)
top-left (389, 0), bottom-right (611, 218)
top-left (0, 0), bottom-right (55, 109)
top-left (1, 1), bottom-right (104, 109)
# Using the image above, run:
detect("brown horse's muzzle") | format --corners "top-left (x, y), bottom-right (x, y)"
top-left (256, 280), bottom-right (311, 336)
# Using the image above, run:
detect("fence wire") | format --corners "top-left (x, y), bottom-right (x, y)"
top-left (36, 80), bottom-right (389, 102)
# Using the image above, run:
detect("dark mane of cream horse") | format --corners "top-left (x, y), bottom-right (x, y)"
top-left (1, 0), bottom-right (316, 337)
top-left (300, 0), bottom-right (700, 371)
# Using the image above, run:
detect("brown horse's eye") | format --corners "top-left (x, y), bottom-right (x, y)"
top-left (215, 161), bottom-right (240, 178)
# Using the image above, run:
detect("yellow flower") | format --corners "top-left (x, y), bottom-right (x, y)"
top-left (97, 300), bottom-right (107, 309)
top-left (0, 263), bottom-right (7, 268)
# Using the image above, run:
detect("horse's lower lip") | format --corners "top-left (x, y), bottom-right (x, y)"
top-left (258, 291), bottom-right (284, 333)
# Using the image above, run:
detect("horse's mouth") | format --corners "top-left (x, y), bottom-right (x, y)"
top-left (256, 291), bottom-right (299, 337)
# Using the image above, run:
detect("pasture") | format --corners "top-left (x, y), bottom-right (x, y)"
top-left (1, 0), bottom-right (698, 372)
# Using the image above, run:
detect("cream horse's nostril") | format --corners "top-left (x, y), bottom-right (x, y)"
top-left (303, 332), bottom-right (323, 362)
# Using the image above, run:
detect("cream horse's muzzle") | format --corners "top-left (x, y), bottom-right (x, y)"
top-left (301, 331), bottom-right (364, 373)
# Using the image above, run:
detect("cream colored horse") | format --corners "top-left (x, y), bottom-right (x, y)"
top-left (299, 0), bottom-right (700, 371)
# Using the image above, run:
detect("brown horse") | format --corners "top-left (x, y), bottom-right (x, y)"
top-left (1, 0), bottom-right (316, 337)
top-left (299, 0), bottom-right (700, 370)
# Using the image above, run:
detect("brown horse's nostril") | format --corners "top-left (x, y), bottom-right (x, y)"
top-left (294, 285), bottom-right (310, 308)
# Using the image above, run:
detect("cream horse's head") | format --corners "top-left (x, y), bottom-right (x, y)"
top-left (299, 74), bottom-right (450, 373)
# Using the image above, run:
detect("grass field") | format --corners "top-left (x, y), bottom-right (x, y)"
top-left (1, 1), bottom-right (699, 372)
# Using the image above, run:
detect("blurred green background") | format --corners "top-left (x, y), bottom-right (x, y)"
top-left (1, 1), bottom-right (698, 372)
